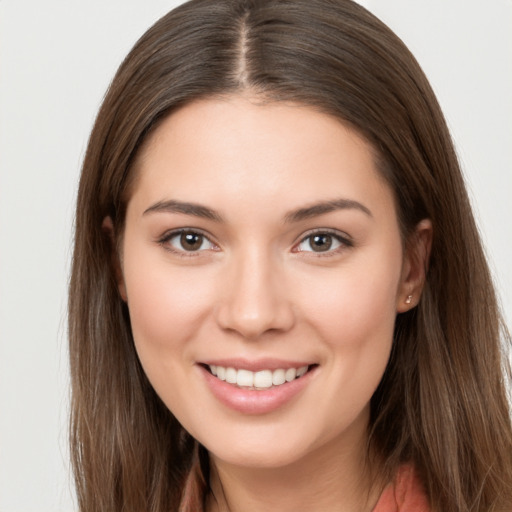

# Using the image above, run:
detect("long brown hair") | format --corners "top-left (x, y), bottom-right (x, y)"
top-left (68, 1), bottom-right (512, 510)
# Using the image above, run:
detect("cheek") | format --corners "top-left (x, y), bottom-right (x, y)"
top-left (121, 240), bottom-right (217, 375)
top-left (127, 273), bottom-right (216, 350)
top-left (122, 257), bottom-right (222, 424)
top-left (300, 255), bottom-right (400, 348)
top-left (295, 251), bottom-right (401, 417)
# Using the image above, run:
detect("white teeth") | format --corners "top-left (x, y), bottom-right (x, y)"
top-left (225, 367), bottom-right (237, 384)
top-left (254, 370), bottom-right (273, 389)
top-left (296, 365), bottom-right (308, 377)
top-left (285, 368), bottom-right (297, 382)
top-left (272, 368), bottom-right (286, 385)
top-left (236, 369), bottom-right (254, 387)
top-left (208, 365), bottom-right (310, 389)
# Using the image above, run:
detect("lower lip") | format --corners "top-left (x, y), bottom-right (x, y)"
top-left (199, 365), bottom-right (317, 415)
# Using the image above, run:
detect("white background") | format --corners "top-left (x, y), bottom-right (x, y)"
top-left (0, 1), bottom-right (510, 510)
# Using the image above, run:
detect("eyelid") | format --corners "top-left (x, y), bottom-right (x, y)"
top-left (292, 228), bottom-right (353, 254)
top-left (156, 227), bottom-right (352, 256)
top-left (157, 227), bottom-right (219, 255)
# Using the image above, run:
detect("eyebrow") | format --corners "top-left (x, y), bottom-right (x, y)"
top-left (143, 198), bottom-right (372, 223)
top-left (143, 200), bottom-right (224, 222)
top-left (284, 198), bottom-right (372, 223)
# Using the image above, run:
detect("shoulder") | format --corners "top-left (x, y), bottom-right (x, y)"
top-left (372, 465), bottom-right (430, 512)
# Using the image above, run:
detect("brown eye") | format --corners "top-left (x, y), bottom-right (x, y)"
top-left (295, 231), bottom-right (350, 254)
top-left (180, 232), bottom-right (204, 251)
top-left (162, 230), bottom-right (215, 253)
top-left (309, 234), bottom-right (333, 252)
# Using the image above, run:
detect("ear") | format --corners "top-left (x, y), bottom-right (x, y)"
top-left (102, 216), bottom-right (128, 302)
top-left (396, 219), bottom-right (433, 313)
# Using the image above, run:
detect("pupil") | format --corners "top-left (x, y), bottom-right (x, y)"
top-left (181, 232), bottom-right (202, 251)
top-left (311, 234), bottom-right (332, 252)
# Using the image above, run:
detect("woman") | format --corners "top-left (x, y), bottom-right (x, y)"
top-left (68, 0), bottom-right (512, 510)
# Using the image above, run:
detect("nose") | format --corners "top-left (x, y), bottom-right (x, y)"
top-left (215, 249), bottom-right (296, 339)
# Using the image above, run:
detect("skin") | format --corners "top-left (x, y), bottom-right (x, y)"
top-left (110, 95), bottom-right (431, 512)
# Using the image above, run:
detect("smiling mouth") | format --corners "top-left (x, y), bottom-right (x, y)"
top-left (203, 364), bottom-right (316, 390)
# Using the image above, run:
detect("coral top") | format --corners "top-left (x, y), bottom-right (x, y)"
top-left (372, 466), bottom-right (430, 512)
top-left (201, 463), bottom-right (430, 512)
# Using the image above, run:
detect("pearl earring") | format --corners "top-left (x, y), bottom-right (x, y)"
top-left (405, 295), bottom-right (413, 304)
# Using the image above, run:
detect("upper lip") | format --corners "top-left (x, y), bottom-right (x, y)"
top-left (199, 358), bottom-right (315, 372)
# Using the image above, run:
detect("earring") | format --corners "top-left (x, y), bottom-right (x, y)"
top-left (405, 295), bottom-right (412, 304)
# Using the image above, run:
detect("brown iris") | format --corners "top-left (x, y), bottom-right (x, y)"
top-left (309, 234), bottom-right (333, 252)
top-left (180, 232), bottom-right (204, 251)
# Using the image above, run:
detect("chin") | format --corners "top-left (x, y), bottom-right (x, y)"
top-left (210, 443), bottom-right (307, 470)
top-left (198, 421), bottom-right (341, 472)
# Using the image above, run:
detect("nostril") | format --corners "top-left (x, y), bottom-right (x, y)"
top-left (215, 303), bottom-right (296, 340)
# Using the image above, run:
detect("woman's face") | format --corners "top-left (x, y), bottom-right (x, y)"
top-left (118, 96), bottom-right (415, 469)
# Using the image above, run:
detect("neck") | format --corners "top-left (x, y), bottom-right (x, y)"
top-left (206, 413), bottom-right (384, 512)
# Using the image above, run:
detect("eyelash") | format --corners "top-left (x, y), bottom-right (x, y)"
top-left (293, 229), bottom-right (354, 256)
top-left (157, 228), bottom-right (353, 257)
top-left (158, 228), bottom-right (218, 257)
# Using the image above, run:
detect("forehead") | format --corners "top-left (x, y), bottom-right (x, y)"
top-left (128, 95), bottom-right (394, 219)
